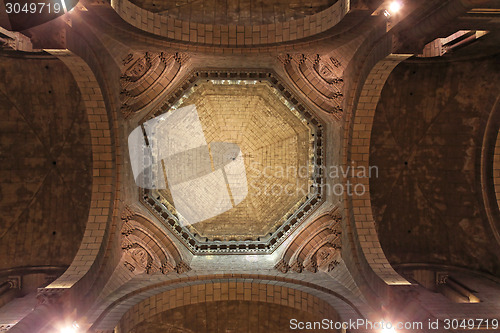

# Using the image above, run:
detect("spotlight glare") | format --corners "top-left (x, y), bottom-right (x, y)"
top-left (60, 322), bottom-right (79, 333)
top-left (382, 328), bottom-right (396, 333)
top-left (60, 328), bottom-right (76, 333)
top-left (60, 0), bottom-right (68, 13)
top-left (389, 1), bottom-right (402, 13)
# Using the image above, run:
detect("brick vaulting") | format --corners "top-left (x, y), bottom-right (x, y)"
top-left (0, 0), bottom-right (500, 332)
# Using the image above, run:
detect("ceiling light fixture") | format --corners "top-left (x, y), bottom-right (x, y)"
top-left (389, 1), bottom-right (402, 14)
top-left (59, 322), bottom-right (79, 333)
top-left (60, 328), bottom-right (76, 333)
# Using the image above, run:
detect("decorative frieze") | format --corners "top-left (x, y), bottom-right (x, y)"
top-left (280, 53), bottom-right (344, 118)
top-left (120, 207), bottom-right (191, 274)
top-left (275, 210), bottom-right (342, 274)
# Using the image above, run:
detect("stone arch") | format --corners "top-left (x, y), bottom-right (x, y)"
top-left (90, 274), bottom-right (366, 331)
top-left (92, 210), bottom-right (192, 313)
top-left (7, 50), bottom-right (117, 333)
top-left (494, 130), bottom-right (500, 210)
top-left (482, 96), bottom-right (500, 247)
top-left (116, 281), bottom-right (341, 333)
top-left (43, 50), bottom-right (116, 290)
top-left (344, 54), bottom-right (411, 286)
top-left (110, 0), bottom-right (349, 47)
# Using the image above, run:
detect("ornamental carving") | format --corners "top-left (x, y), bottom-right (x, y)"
top-left (121, 53), bottom-right (134, 66)
top-left (275, 209), bottom-right (342, 274)
top-left (122, 244), bottom-right (155, 275)
top-left (36, 288), bottom-right (67, 306)
top-left (315, 244), bottom-right (341, 272)
top-left (280, 53), bottom-right (344, 118)
top-left (314, 55), bottom-right (343, 84)
top-left (123, 261), bottom-right (135, 272)
top-left (119, 207), bottom-right (191, 275)
top-left (129, 247), bottom-right (148, 268)
top-left (123, 55), bottom-right (151, 82)
top-left (275, 260), bottom-right (289, 274)
top-left (119, 52), bottom-right (186, 117)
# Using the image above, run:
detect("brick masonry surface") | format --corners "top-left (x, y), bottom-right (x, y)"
top-left (112, 0), bottom-right (348, 47)
top-left (346, 54), bottom-right (411, 286)
top-left (0, 54), bottom-right (91, 271)
top-left (118, 281), bottom-right (340, 333)
top-left (44, 50), bottom-right (115, 289)
top-left (371, 54), bottom-right (500, 277)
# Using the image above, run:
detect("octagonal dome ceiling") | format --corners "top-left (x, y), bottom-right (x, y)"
top-left (161, 80), bottom-right (311, 239)
top-left (141, 71), bottom-right (324, 254)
